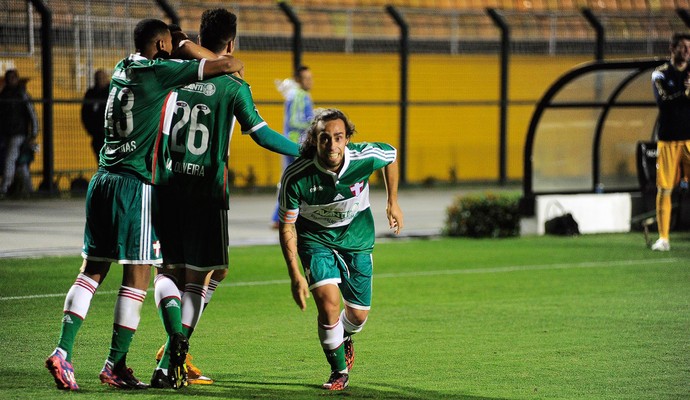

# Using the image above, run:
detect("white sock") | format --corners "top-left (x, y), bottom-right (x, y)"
top-left (340, 309), bottom-right (367, 336)
top-left (63, 273), bottom-right (99, 319)
top-left (182, 283), bottom-right (206, 331)
top-left (114, 286), bottom-right (146, 330)
top-left (318, 318), bottom-right (344, 350)
top-left (154, 274), bottom-right (181, 307)
top-left (205, 278), bottom-right (220, 305)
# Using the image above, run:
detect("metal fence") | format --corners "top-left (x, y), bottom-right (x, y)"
top-left (0, 0), bottom-right (686, 194)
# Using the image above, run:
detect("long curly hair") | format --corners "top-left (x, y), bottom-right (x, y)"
top-left (300, 108), bottom-right (356, 158)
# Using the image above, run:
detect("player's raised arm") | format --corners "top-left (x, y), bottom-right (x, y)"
top-left (174, 38), bottom-right (219, 60)
top-left (382, 158), bottom-right (403, 235)
top-left (202, 54), bottom-right (244, 79)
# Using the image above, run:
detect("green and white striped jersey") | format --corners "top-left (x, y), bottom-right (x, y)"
top-left (100, 54), bottom-right (204, 181)
top-left (279, 142), bottom-right (396, 252)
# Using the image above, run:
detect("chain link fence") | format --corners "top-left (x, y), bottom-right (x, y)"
top-left (0, 0), bottom-right (684, 193)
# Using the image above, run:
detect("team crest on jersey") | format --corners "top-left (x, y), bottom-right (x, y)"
top-left (153, 240), bottom-right (161, 258)
top-left (182, 82), bottom-right (216, 96)
top-left (350, 181), bottom-right (364, 196)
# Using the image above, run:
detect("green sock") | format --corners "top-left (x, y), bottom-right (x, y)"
top-left (158, 297), bottom-right (183, 336)
top-left (323, 345), bottom-right (347, 372)
top-left (183, 326), bottom-right (194, 340)
top-left (107, 324), bottom-right (135, 367)
top-left (156, 297), bottom-right (182, 370)
top-left (158, 339), bottom-right (171, 369)
top-left (57, 313), bottom-right (83, 362)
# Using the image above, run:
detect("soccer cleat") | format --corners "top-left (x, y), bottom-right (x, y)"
top-left (168, 332), bottom-right (189, 389)
top-left (150, 369), bottom-right (172, 389)
top-left (322, 371), bottom-right (349, 391)
top-left (186, 353), bottom-right (214, 385)
top-left (343, 336), bottom-right (355, 372)
top-left (45, 350), bottom-right (79, 391)
top-left (156, 344), bottom-right (213, 385)
top-left (99, 363), bottom-right (149, 389)
top-left (155, 344), bottom-right (165, 363)
top-left (651, 238), bottom-right (670, 251)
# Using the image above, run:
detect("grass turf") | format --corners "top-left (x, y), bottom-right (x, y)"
top-left (0, 233), bottom-right (688, 399)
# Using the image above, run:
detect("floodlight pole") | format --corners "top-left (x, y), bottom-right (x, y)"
top-left (582, 8), bottom-right (604, 62)
top-left (487, 8), bottom-right (509, 186)
top-left (28, 0), bottom-right (55, 193)
top-left (279, 2), bottom-right (303, 74)
top-left (155, 0), bottom-right (180, 26)
top-left (677, 8), bottom-right (690, 28)
top-left (386, 5), bottom-right (409, 185)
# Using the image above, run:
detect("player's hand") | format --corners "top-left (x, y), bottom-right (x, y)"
top-left (291, 275), bottom-right (310, 311)
top-left (386, 202), bottom-right (404, 235)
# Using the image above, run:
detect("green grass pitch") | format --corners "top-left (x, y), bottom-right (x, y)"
top-left (0, 233), bottom-right (688, 399)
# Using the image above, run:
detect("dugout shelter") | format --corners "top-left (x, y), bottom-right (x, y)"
top-left (519, 59), bottom-right (666, 234)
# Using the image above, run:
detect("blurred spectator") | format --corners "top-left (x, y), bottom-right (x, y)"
top-left (0, 69), bottom-right (38, 197)
top-left (271, 65), bottom-right (314, 227)
top-left (81, 69), bottom-right (109, 164)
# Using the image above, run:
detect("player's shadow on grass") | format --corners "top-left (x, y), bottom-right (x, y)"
top-left (205, 377), bottom-right (508, 400)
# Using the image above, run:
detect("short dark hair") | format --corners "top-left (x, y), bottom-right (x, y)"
top-left (671, 32), bottom-right (690, 49)
top-left (199, 9), bottom-right (237, 54)
top-left (294, 65), bottom-right (310, 80)
top-left (168, 23), bottom-right (182, 33)
top-left (133, 19), bottom-right (169, 51)
top-left (300, 108), bottom-right (356, 158)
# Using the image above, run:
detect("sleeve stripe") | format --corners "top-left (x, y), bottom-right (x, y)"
top-left (241, 121), bottom-right (267, 134)
top-left (278, 158), bottom-right (312, 210)
top-left (198, 59), bottom-right (206, 81)
top-left (349, 147), bottom-right (397, 162)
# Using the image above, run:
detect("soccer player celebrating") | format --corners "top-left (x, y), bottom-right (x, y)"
top-left (277, 108), bottom-right (403, 390)
top-left (45, 18), bottom-right (243, 391)
top-left (149, 9), bottom-right (300, 389)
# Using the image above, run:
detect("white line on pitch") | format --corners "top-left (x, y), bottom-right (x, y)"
top-left (0, 258), bottom-right (678, 301)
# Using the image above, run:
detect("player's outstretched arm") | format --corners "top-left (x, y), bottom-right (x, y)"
top-left (279, 222), bottom-right (310, 310)
top-left (382, 158), bottom-right (404, 235)
top-left (250, 125), bottom-right (300, 157)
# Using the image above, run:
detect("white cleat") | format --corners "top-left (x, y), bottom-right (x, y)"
top-left (650, 238), bottom-right (670, 251)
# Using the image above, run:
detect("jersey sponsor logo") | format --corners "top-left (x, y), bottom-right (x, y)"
top-left (312, 202), bottom-right (360, 224)
top-left (309, 184), bottom-right (323, 193)
top-left (299, 185), bottom-right (370, 228)
top-left (333, 193), bottom-right (345, 201)
top-left (350, 181), bottom-right (364, 196)
top-left (181, 82), bottom-right (216, 96)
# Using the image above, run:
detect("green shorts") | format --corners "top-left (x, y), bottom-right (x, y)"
top-left (153, 184), bottom-right (229, 271)
top-left (82, 169), bottom-right (162, 264)
top-left (298, 247), bottom-right (373, 310)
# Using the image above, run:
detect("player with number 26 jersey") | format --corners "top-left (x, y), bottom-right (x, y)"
top-left (152, 74), bottom-right (279, 208)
